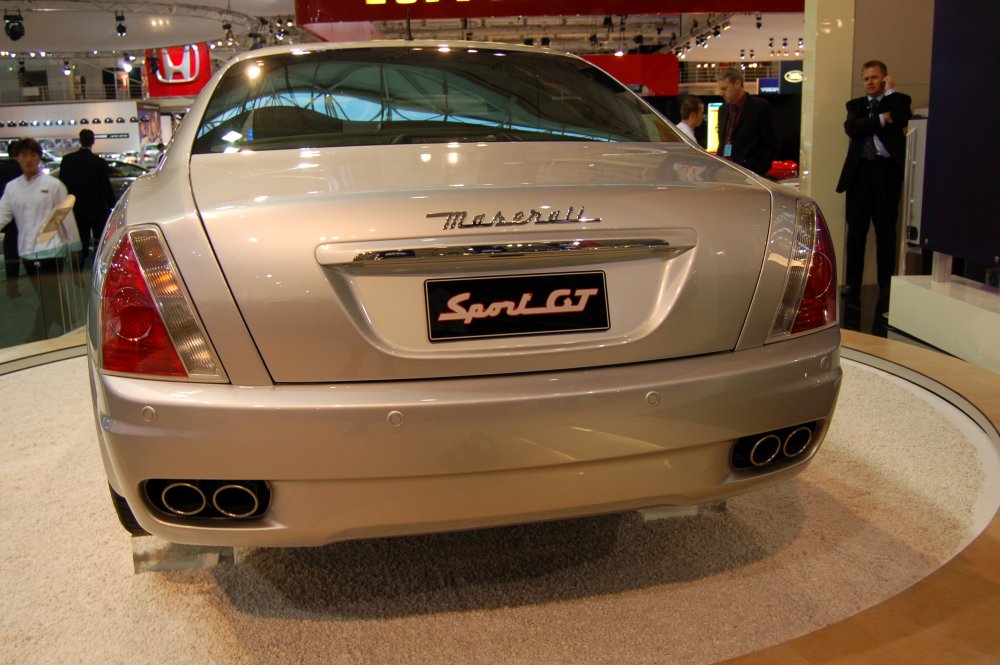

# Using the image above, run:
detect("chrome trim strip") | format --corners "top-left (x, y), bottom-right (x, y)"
top-left (319, 239), bottom-right (691, 268)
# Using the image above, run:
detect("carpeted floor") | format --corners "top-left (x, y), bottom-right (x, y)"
top-left (0, 357), bottom-right (996, 665)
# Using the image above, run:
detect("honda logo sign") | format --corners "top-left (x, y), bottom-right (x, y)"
top-left (156, 45), bottom-right (200, 84)
top-left (145, 43), bottom-right (212, 98)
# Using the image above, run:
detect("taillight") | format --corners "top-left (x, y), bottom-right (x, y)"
top-left (769, 201), bottom-right (838, 339)
top-left (791, 207), bottom-right (836, 333)
top-left (100, 227), bottom-right (225, 381)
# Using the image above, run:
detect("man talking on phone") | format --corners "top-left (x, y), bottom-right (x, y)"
top-left (836, 60), bottom-right (912, 311)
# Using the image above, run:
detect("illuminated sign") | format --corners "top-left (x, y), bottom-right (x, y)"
top-left (758, 77), bottom-right (780, 94)
top-left (156, 45), bottom-right (201, 84)
top-left (145, 44), bottom-right (213, 98)
top-left (783, 70), bottom-right (804, 84)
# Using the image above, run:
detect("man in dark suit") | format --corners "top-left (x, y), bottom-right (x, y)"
top-left (716, 68), bottom-right (778, 177)
top-left (58, 129), bottom-right (115, 262)
top-left (836, 60), bottom-right (912, 307)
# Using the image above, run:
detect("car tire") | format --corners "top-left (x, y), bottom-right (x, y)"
top-left (109, 484), bottom-right (150, 536)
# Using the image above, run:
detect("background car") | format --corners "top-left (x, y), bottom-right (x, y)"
top-left (105, 159), bottom-right (148, 200)
top-left (138, 142), bottom-right (163, 168)
top-left (88, 42), bottom-right (841, 548)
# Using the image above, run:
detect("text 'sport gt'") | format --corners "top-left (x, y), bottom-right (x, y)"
top-left (88, 41), bottom-right (841, 547)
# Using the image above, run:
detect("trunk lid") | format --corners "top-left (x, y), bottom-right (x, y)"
top-left (189, 142), bottom-right (772, 382)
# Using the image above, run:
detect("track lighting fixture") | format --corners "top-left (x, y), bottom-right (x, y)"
top-left (755, 13), bottom-right (763, 29)
top-left (4, 10), bottom-right (24, 41)
top-left (116, 11), bottom-right (126, 37)
top-left (62, 60), bottom-right (71, 76)
top-left (222, 22), bottom-right (234, 44)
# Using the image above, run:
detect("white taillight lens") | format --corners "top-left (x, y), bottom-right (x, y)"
top-left (769, 201), bottom-right (838, 339)
top-left (100, 227), bottom-right (225, 381)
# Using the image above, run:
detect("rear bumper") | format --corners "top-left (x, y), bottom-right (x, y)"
top-left (92, 327), bottom-right (841, 547)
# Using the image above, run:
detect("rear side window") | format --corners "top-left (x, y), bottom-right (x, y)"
top-left (192, 46), bottom-right (680, 153)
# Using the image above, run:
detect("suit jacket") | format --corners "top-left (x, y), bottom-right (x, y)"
top-left (58, 148), bottom-right (115, 221)
top-left (835, 91), bottom-right (912, 193)
top-left (716, 94), bottom-right (778, 177)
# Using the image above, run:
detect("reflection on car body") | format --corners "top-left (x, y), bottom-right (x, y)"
top-left (88, 42), bottom-right (841, 548)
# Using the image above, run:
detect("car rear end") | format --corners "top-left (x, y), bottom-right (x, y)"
top-left (88, 42), bottom-right (841, 547)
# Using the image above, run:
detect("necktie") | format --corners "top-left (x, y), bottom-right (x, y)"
top-left (862, 97), bottom-right (879, 160)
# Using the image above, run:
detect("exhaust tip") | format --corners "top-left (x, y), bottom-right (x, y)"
top-left (161, 482), bottom-right (207, 516)
top-left (212, 484), bottom-right (260, 519)
top-left (783, 426), bottom-right (813, 458)
top-left (749, 434), bottom-right (782, 467)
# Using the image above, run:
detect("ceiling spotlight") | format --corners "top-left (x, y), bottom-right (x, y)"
top-left (4, 11), bottom-right (24, 42)
top-left (712, 25), bottom-right (721, 37)
top-left (62, 60), bottom-right (71, 76)
top-left (222, 22), bottom-right (234, 44)
top-left (755, 13), bottom-right (763, 29)
top-left (115, 11), bottom-right (126, 37)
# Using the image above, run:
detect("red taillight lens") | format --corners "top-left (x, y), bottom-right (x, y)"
top-left (790, 208), bottom-right (837, 334)
top-left (101, 234), bottom-right (187, 376)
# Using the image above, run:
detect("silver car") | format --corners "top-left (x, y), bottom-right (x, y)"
top-left (88, 42), bottom-right (841, 547)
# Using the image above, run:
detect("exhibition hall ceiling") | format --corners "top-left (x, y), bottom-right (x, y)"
top-left (0, 0), bottom-right (297, 54)
top-left (0, 0), bottom-right (803, 65)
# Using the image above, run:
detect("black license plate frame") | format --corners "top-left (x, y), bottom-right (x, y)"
top-left (425, 271), bottom-right (610, 342)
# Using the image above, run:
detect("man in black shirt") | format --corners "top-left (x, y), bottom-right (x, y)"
top-left (58, 129), bottom-right (115, 262)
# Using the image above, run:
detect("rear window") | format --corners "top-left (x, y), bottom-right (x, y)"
top-left (192, 45), bottom-right (680, 154)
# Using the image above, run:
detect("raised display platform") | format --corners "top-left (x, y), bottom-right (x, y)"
top-left (889, 274), bottom-right (1000, 374)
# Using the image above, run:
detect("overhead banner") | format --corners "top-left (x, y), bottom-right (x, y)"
top-left (297, 0), bottom-right (804, 23)
top-left (144, 44), bottom-right (213, 98)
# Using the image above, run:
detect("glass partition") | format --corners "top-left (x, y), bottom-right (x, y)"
top-left (1, 223), bottom-right (86, 349)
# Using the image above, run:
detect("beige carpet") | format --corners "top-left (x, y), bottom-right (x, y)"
top-left (0, 356), bottom-right (994, 665)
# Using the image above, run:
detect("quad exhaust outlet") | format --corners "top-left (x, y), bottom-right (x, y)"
top-left (732, 422), bottom-right (818, 470)
top-left (148, 479), bottom-right (270, 520)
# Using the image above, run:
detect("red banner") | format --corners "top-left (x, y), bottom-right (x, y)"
top-left (582, 53), bottom-right (679, 97)
top-left (144, 44), bottom-right (213, 98)
top-left (298, 0), bottom-right (804, 23)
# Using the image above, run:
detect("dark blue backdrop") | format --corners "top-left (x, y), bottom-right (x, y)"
top-left (921, 0), bottom-right (999, 269)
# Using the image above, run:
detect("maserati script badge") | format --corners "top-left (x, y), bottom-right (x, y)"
top-left (428, 206), bottom-right (601, 230)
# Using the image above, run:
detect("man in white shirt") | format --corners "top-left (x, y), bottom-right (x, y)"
top-left (0, 138), bottom-right (80, 340)
top-left (677, 95), bottom-right (705, 145)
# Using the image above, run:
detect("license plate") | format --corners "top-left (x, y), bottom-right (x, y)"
top-left (426, 271), bottom-right (609, 342)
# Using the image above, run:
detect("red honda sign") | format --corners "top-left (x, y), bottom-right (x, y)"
top-left (145, 44), bottom-right (213, 98)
